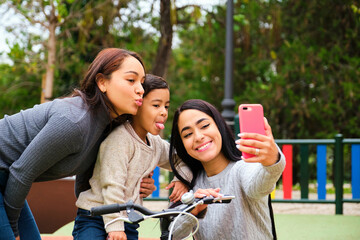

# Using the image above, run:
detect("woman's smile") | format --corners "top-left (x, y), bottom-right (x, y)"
top-left (196, 141), bottom-right (212, 152)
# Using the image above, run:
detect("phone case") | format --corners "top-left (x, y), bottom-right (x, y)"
top-left (238, 104), bottom-right (265, 158)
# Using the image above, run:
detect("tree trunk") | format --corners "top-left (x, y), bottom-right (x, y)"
top-left (43, 9), bottom-right (57, 102)
top-left (152, 0), bottom-right (173, 77)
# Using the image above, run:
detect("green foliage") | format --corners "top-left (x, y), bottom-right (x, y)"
top-left (207, 0), bottom-right (360, 140)
top-left (54, 0), bottom-right (158, 97)
top-left (1, 0), bottom-right (359, 186)
top-left (267, 0), bottom-right (360, 139)
top-left (1, 0), bottom-right (359, 142)
top-left (162, 4), bottom-right (227, 136)
top-left (164, 0), bottom-right (359, 185)
top-left (0, 43), bottom-right (43, 117)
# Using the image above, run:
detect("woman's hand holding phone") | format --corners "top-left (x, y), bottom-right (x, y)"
top-left (236, 104), bottom-right (279, 166)
top-left (236, 117), bottom-right (278, 166)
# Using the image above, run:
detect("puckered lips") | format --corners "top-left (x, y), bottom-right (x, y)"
top-left (196, 141), bottom-right (212, 152)
top-left (135, 98), bottom-right (143, 106)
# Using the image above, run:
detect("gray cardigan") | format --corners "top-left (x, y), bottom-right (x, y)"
top-left (0, 96), bottom-right (111, 236)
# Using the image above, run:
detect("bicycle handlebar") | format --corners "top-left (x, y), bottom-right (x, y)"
top-left (91, 201), bottom-right (156, 216)
top-left (90, 195), bottom-right (235, 217)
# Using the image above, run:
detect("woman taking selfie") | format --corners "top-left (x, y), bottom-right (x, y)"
top-left (168, 99), bottom-right (285, 240)
top-left (0, 48), bottom-right (155, 240)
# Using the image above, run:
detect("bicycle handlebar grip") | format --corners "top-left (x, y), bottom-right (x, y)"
top-left (90, 204), bottom-right (126, 216)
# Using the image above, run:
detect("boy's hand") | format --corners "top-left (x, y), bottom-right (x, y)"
top-left (166, 181), bottom-right (189, 202)
top-left (107, 231), bottom-right (127, 240)
top-left (140, 172), bottom-right (156, 198)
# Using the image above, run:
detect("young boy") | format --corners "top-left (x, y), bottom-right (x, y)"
top-left (73, 74), bottom-right (191, 240)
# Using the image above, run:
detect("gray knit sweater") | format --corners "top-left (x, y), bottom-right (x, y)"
top-left (172, 153), bottom-right (285, 240)
top-left (0, 96), bottom-right (111, 236)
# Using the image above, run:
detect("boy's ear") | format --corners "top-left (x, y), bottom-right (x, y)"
top-left (96, 73), bottom-right (107, 93)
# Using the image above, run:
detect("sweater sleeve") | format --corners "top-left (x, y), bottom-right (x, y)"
top-left (156, 138), bottom-right (193, 182)
top-left (4, 116), bottom-right (82, 236)
top-left (238, 145), bottom-right (286, 199)
top-left (98, 130), bottom-right (133, 233)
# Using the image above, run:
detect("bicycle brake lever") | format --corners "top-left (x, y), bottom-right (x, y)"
top-left (127, 209), bottom-right (144, 223)
top-left (126, 201), bottom-right (144, 223)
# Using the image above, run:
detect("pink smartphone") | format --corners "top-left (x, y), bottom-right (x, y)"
top-left (238, 104), bottom-right (266, 159)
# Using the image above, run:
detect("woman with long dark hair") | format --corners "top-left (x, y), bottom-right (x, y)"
top-left (169, 99), bottom-right (285, 239)
top-left (0, 48), bottom-right (155, 240)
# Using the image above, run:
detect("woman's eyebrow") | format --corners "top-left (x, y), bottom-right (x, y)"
top-left (124, 71), bottom-right (139, 75)
top-left (180, 118), bottom-right (209, 134)
top-left (196, 118), bottom-right (209, 125)
top-left (180, 126), bottom-right (190, 134)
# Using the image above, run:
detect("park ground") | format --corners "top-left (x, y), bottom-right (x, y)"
top-left (43, 197), bottom-right (360, 240)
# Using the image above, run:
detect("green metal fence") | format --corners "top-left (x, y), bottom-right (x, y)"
top-left (273, 136), bottom-right (360, 214)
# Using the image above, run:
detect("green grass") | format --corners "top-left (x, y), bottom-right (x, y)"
top-left (46, 219), bottom-right (162, 238)
top-left (45, 214), bottom-right (360, 239)
top-left (275, 214), bottom-right (360, 240)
